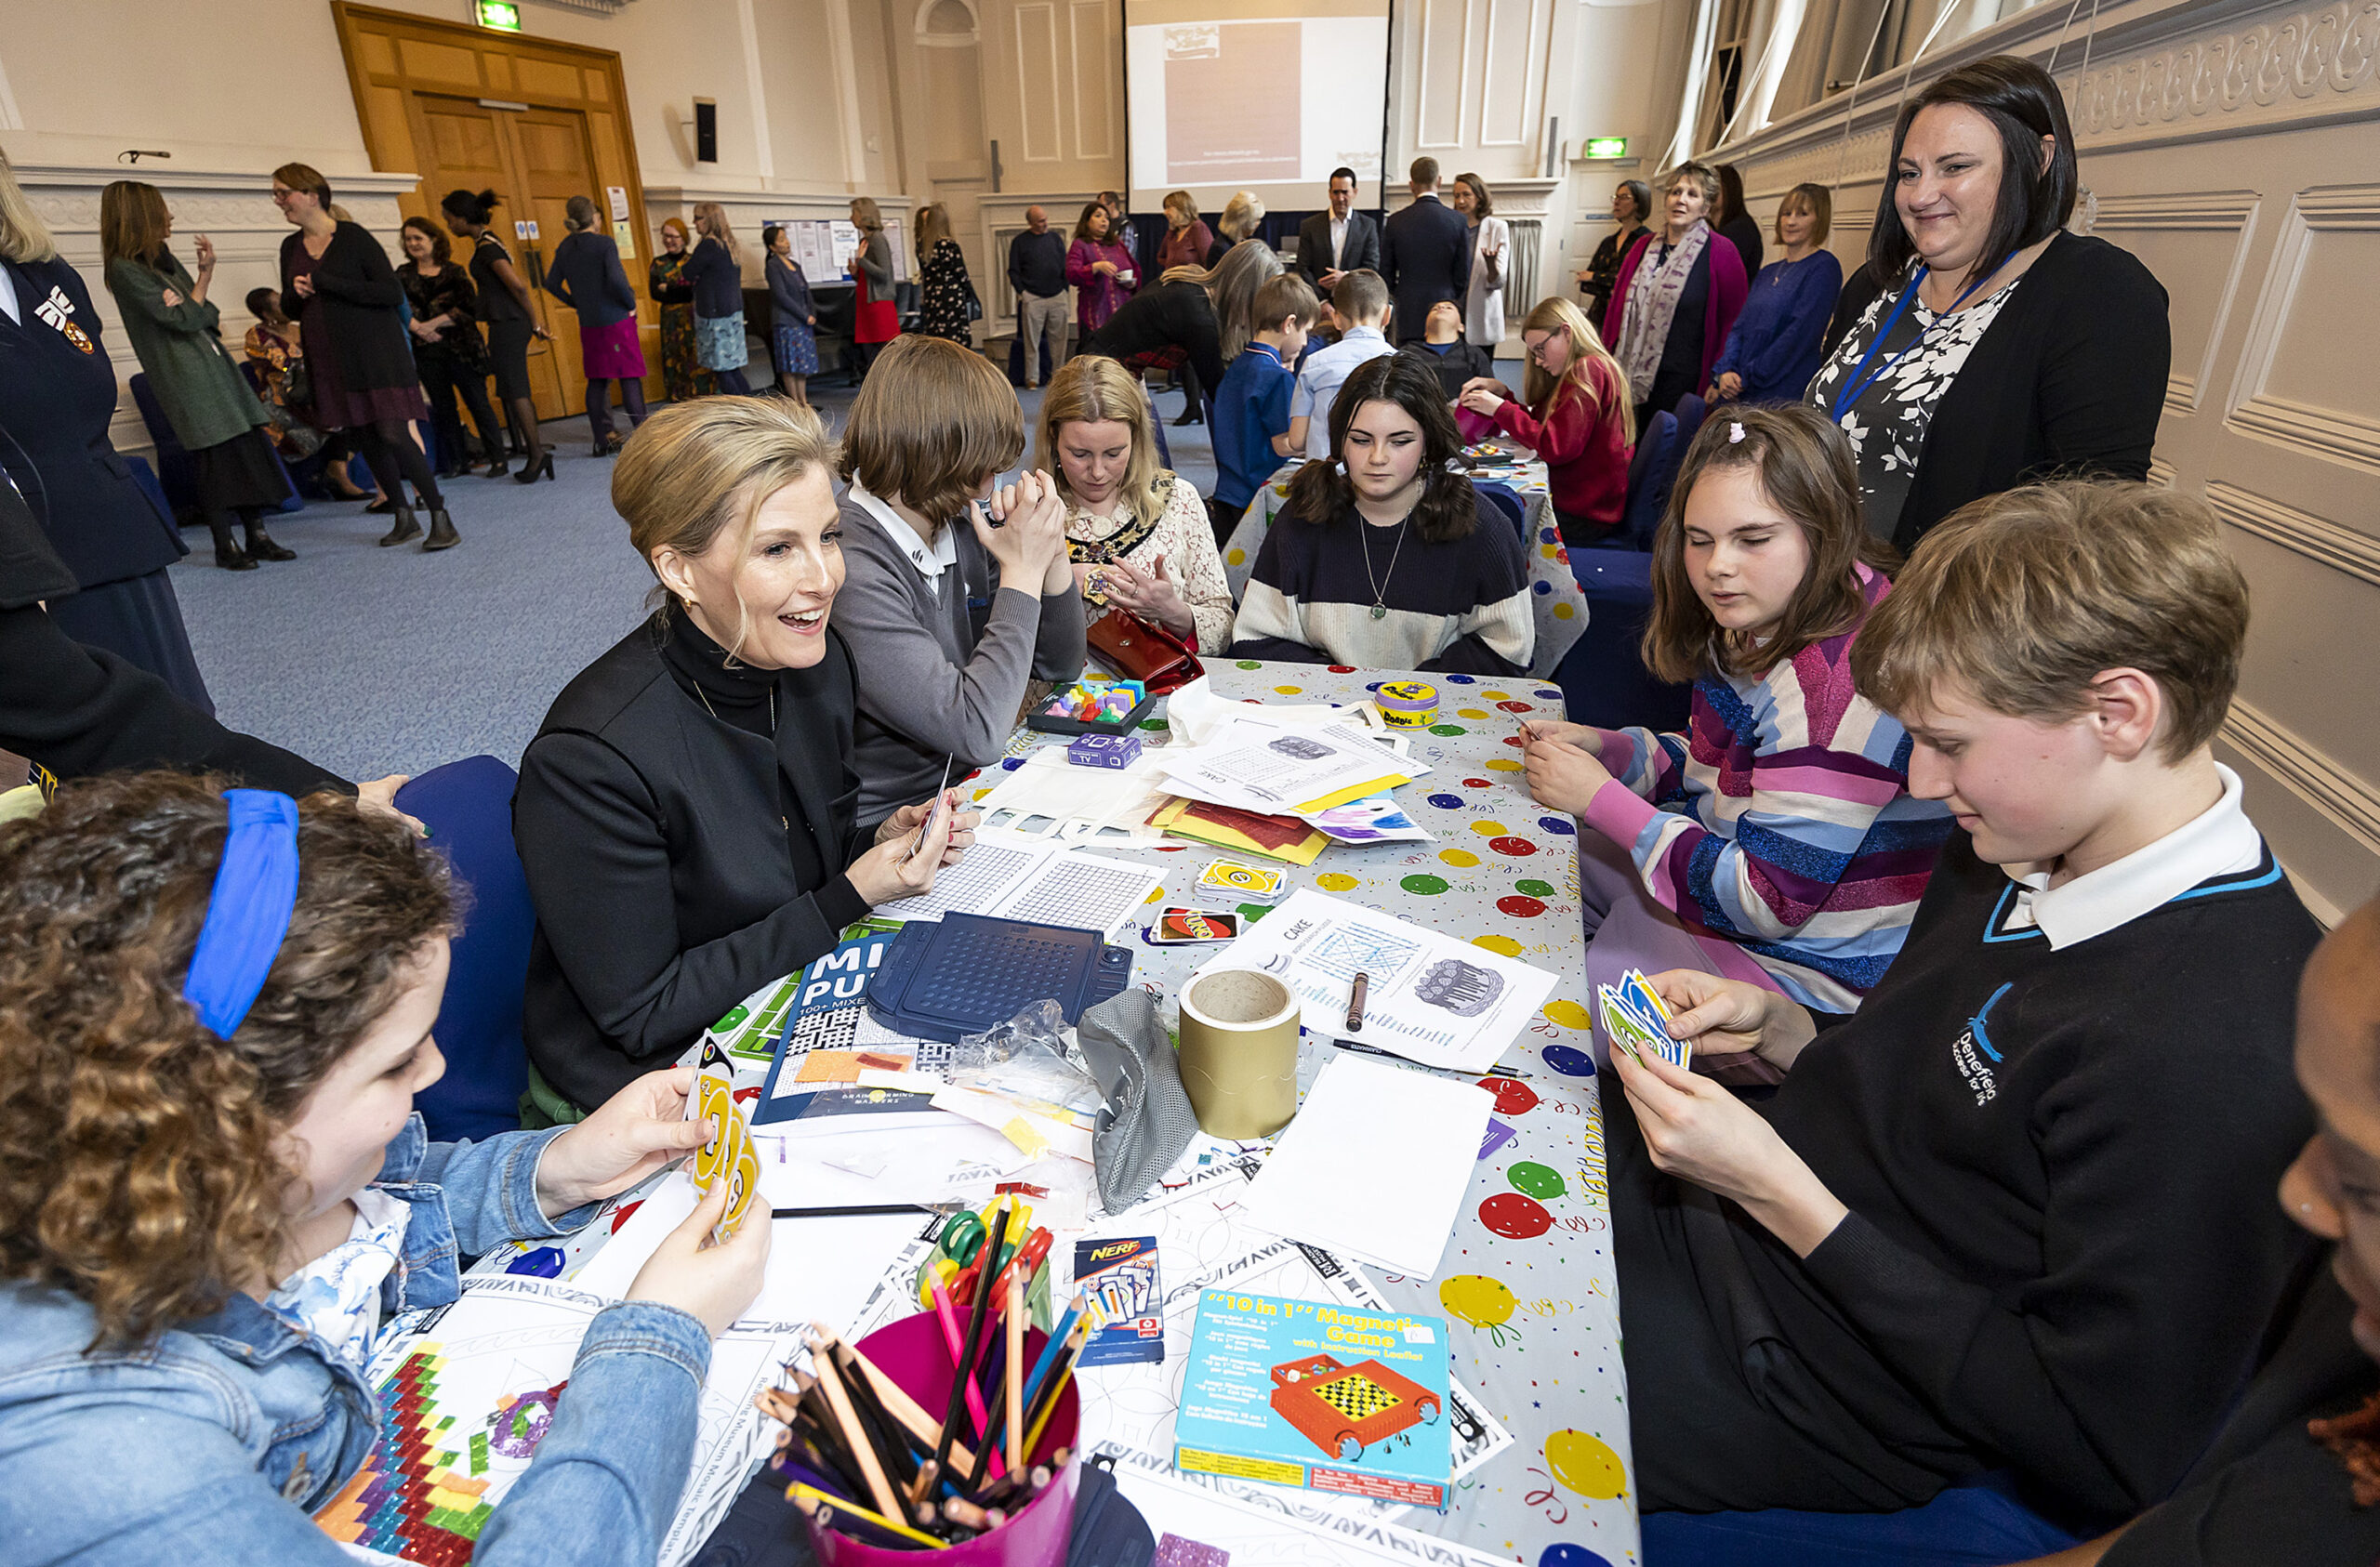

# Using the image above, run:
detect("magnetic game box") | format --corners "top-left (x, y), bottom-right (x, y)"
top-left (1174, 1287), bottom-right (1452, 1508)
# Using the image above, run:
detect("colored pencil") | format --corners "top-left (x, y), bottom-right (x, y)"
top-left (1020, 1323), bottom-right (1088, 1461)
top-left (788, 1483), bottom-right (950, 1550)
top-left (1005, 1270), bottom-right (1025, 1471)
top-left (809, 1339), bottom-right (905, 1521)
top-left (833, 1329), bottom-right (978, 1477)
top-left (925, 1272), bottom-right (995, 1449)
top-left (931, 1197), bottom-right (1005, 1485)
top-left (1019, 1294), bottom-right (1084, 1416)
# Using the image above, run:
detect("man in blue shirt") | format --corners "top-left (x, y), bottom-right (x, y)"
top-left (1208, 272), bottom-right (1318, 544)
top-left (1287, 270), bottom-right (1397, 458)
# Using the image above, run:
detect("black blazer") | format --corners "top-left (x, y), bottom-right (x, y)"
top-left (0, 257), bottom-right (183, 590)
top-left (514, 618), bottom-right (873, 1109)
top-left (1294, 211), bottom-right (1382, 289)
top-left (543, 230), bottom-right (637, 328)
top-left (1079, 280), bottom-right (1224, 396)
top-left (278, 222), bottom-right (418, 394)
top-left (1379, 194), bottom-right (1472, 344)
top-left (1822, 231), bottom-right (2170, 551)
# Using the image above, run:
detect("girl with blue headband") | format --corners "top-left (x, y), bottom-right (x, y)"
top-left (0, 772), bottom-right (768, 1565)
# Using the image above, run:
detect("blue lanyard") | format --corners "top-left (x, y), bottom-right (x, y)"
top-left (1829, 267), bottom-right (1992, 421)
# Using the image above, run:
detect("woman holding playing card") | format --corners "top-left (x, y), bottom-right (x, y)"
top-left (1519, 406), bottom-right (1949, 1079)
top-left (513, 397), bottom-right (977, 1121)
top-left (0, 772), bottom-right (771, 1566)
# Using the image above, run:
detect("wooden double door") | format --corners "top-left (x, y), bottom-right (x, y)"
top-left (413, 97), bottom-right (602, 419)
top-left (332, 3), bottom-right (660, 425)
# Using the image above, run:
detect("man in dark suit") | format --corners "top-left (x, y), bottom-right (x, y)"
top-left (1296, 167), bottom-right (1382, 295)
top-left (1378, 156), bottom-right (1472, 345)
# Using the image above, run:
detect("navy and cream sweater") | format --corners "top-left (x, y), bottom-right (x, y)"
top-left (1229, 491), bottom-right (1534, 676)
top-left (1718, 829), bottom-right (2320, 1519)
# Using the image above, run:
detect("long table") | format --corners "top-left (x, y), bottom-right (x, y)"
top-left (480, 661), bottom-right (1642, 1567)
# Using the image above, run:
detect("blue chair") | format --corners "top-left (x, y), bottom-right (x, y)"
top-left (1557, 551), bottom-right (1693, 732)
top-left (1146, 384), bottom-right (1172, 469)
top-left (1639, 1470), bottom-right (2083, 1566)
top-left (127, 374), bottom-right (201, 523)
top-left (1672, 392), bottom-right (1709, 454)
top-left (396, 757), bottom-right (534, 1144)
top-left (1619, 410), bottom-right (1684, 549)
top-left (1474, 481), bottom-right (1527, 546)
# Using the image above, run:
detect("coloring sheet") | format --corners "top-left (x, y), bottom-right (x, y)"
top-left (1193, 890), bottom-right (1558, 1073)
top-left (314, 1274), bottom-right (800, 1567)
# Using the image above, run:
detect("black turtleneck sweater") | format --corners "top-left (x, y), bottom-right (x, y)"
top-left (514, 606), bottom-right (872, 1109)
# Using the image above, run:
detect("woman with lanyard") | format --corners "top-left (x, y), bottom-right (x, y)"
top-left (439, 188), bottom-right (554, 484)
top-left (1603, 162), bottom-right (1749, 429)
top-left (1806, 54), bottom-right (2168, 553)
top-left (0, 154), bottom-right (215, 710)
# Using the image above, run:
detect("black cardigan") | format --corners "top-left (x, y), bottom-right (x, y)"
top-left (1079, 280), bottom-right (1224, 395)
top-left (1819, 231), bottom-right (2169, 551)
top-left (513, 616), bottom-right (873, 1110)
top-left (278, 222), bottom-right (419, 395)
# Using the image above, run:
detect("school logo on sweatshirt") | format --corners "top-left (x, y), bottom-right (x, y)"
top-left (1950, 981), bottom-right (2011, 1106)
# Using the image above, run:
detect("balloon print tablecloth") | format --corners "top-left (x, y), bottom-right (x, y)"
top-left (974, 662), bottom-right (1640, 1566)
top-left (1223, 458), bottom-right (1591, 681)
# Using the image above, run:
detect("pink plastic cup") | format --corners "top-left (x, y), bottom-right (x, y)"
top-left (800, 1310), bottom-right (1080, 1567)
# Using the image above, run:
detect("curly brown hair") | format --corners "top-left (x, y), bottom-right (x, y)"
top-left (0, 773), bottom-right (454, 1347)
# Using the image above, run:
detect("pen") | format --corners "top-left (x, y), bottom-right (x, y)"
top-left (1345, 971), bottom-right (1369, 1033)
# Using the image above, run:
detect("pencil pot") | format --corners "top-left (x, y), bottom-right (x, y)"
top-left (803, 1310), bottom-right (1081, 1567)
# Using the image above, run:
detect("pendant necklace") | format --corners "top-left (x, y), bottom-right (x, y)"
top-left (1358, 505), bottom-right (1415, 620)
top-left (695, 681), bottom-right (777, 734)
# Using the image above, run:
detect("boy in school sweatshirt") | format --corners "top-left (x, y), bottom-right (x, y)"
top-left (1208, 273), bottom-right (1316, 535)
top-left (1606, 481), bottom-right (2323, 1526)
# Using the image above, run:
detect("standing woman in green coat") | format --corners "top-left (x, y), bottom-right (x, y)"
top-left (99, 180), bottom-right (293, 571)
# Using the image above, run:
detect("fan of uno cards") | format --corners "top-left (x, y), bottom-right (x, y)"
top-left (687, 1040), bottom-right (761, 1243)
top-left (1599, 968), bottom-right (1690, 1069)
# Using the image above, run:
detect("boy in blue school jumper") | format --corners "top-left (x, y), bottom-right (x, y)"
top-left (1601, 482), bottom-right (2324, 1531)
top-left (1207, 272), bottom-right (1317, 544)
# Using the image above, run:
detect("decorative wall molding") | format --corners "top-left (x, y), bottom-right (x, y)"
top-left (2223, 697), bottom-right (2380, 857)
top-left (2209, 481), bottom-right (2380, 586)
top-left (2089, 189), bottom-right (2261, 415)
top-left (2226, 182), bottom-right (2380, 473)
top-left (2064, 0), bottom-right (2380, 148)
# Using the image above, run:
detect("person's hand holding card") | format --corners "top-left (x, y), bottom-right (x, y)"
top-left (536, 1064), bottom-right (713, 1218)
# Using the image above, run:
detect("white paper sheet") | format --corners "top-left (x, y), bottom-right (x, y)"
top-left (1193, 889), bottom-right (1558, 1073)
top-left (973, 746), bottom-right (1175, 843)
top-left (1241, 1055), bottom-right (1494, 1281)
top-left (755, 1122), bottom-right (1028, 1208)
top-left (1160, 722), bottom-right (1426, 815)
top-left (1163, 676), bottom-right (1373, 746)
top-left (871, 826), bottom-right (1165, 934)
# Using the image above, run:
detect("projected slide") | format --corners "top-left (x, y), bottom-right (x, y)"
top-left (1125, 0), bottom-right (1390, 213)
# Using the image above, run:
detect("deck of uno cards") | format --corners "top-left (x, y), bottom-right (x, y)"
top-left (1599, 968), bottom-right (1691, 1069)
top-left (688, 1040), bottom-right (762, 1243)
top-left (1149, 906), bottom-right (1243, 943)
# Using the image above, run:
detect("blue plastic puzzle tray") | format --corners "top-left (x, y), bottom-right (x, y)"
top-left (865, 912), bottom-right (1135, 1042)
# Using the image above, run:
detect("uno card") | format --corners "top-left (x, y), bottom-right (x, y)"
top-left (1619, 968), bottom-right (1674, 1030)
top-left (715, 1134), bottom-right (762, 1244)
top-left (1149, 906), bottom-right (1243, 944)
top-left (687, 1039), bottom-right (760, 1237)
top-left (1197, 858), bottom-right (1287, 903)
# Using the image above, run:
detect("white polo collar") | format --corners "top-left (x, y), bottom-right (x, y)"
top-left (1999, 764), bottom-right (2265, 950)
top-left (848, 478), bottom-right (958, 583)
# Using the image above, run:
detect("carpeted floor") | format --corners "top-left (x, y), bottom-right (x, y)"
top-left (169, 375), bottom-right (1218, 781)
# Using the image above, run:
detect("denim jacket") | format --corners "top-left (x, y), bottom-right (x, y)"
top-left (0, 1114), bottom-right (715, 1567)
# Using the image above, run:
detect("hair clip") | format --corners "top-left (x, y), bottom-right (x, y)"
top-left (1728, 422), bottom-right (1746, 443)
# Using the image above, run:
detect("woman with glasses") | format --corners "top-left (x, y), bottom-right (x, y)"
top-left (1457, 296), bottom-right (1635, 544)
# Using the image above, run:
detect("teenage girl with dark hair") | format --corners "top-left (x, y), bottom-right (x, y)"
top-left (1230, 351), bottom-right (1532, 675)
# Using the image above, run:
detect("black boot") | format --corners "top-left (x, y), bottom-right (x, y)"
top-left (378, 506), bottom-right (423, 547)
top-left (245, 529), bottom-right (296, 562)
top-left (423, 508), bottom-right (461, 551)
top-left (214, 540), bottom-right (258, 571)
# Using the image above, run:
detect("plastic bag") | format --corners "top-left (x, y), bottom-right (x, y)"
top-left (949, 999), bottom-right (1103, 1116)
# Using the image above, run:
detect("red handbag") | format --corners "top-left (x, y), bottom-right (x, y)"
top-left (1087, 609), bottom-right (1204, 694)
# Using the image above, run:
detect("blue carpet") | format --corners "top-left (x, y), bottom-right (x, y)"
top-left (170, 378), bottom-right (1218, 782)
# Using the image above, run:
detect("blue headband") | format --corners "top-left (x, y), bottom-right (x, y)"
top-left (182, 789), bottom-right (301, 1039)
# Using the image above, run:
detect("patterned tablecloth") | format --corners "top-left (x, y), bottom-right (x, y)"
top-left (475, 661), bottom-right (1640, 1567)
top-left (1223, 457), bottom-right (1590, 681)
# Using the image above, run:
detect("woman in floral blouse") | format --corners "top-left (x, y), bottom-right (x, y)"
top-left (1036, 353), bottom-right (1234, 653)
top-left (646, 217), bottom-right (715, 402)
top-left (913, 204), bottom-right (973, 345)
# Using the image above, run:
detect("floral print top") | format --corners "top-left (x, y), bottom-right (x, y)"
top-left (1806, 266), bottom-right (2022, 542)
top-left (1065, 468), bottom-right (1236, 652)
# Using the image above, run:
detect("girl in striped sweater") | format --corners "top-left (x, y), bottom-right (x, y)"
top-left (1522, 405), bottom-right (1950, 1075)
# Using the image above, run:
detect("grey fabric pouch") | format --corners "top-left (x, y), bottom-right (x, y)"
top-left (1076, 989), bottom-right (1199, 1213)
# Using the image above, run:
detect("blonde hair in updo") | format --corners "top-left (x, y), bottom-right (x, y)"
top-left (612, 397), bottom-right (837, 659)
